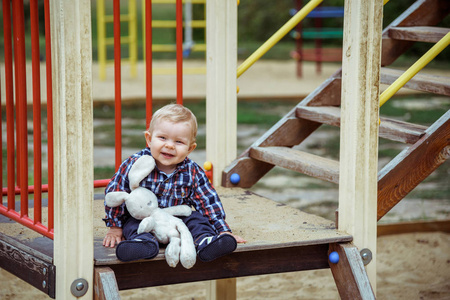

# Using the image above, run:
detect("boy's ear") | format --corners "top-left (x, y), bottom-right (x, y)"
top-left (145, 131), bottom-right (152, 147)
top-left (188, 142), bottom-right (197, 154)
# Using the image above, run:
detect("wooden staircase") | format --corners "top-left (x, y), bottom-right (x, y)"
top-left (223, 0), bottom-right (450, 222)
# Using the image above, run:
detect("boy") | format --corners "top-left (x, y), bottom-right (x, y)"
top-left (103, 104), bottom-right (245, 262)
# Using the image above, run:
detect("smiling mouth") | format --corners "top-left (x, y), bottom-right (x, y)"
top-left (161, 152), bottom-right (175, 159)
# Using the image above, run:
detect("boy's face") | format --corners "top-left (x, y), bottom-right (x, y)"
top-left (145, 119), bottom-right (196, 174)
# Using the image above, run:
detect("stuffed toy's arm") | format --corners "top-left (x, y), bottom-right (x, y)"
top-left (105, 192), bottom-right (128, 207)
top-left (162, 205), bottom-right (192, 217)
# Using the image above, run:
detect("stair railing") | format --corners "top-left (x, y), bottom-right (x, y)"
top-left (379, 32), bottom-right (450, 106)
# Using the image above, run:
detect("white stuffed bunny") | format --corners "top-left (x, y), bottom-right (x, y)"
top-left (105, 155), bottom-right (197, 269)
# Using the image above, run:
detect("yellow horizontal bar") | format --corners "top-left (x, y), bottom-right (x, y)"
top-left (152, 0), bottom-right (206, 4)
top-left (151, 20), bottom-right (206, 28)
top-left (237, 0), bottom-right (323, 78)
top-left (379, 32), bottom-right (450, 106)
top-left (104, 36), bottom-right (135, 45)
top-left (152, 43), bottom-right (206, 52)
top-left (103, 15), bottom-right (132, 23)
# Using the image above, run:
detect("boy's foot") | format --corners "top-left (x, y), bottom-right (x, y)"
top-left (116, 238), bottom-right (159, 262)
top-left (197, 234), bottom-right (237, 262)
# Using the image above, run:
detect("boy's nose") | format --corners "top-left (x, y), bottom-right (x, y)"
top-left (165, 141), bottom-right (175, 149)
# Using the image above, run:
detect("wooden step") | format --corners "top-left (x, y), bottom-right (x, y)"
top-left (387, 26), bottom-right (450, 43)
top-left (249, 146), bottom-right (339, 184)
top-left (296, 106), bottom-right (427, 144)
top-left (380, 67), bottom-right (450, 96)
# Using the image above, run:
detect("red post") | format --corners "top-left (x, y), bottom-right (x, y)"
top-left (145, 0), bottom-right (153, 129)
top-left (44, 0), bottom-right (54, 232)
top-left (176, 0), bottom-right (183, 105)
top-left (114, 0), bottom-right (123, 169)
top-left (30, 0), bottom-right (43, 224)
top-left (2, 0), bottom-right (15, 211)
top-left (12, 0), bottom-right (29, 218)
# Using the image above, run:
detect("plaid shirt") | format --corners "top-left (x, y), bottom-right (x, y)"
top-left (104, 148), bottom-right (231, 233)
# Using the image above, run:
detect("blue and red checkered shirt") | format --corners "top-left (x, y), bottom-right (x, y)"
top-left (104, 148), bottom-right (231, 233)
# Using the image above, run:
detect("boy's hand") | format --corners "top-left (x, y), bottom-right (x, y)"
top-left (220, 231), bottom-right (247, 244)
top-left (103, 226), bottom-right (124, 248)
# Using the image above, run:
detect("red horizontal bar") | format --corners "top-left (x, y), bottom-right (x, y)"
top-left (2, 179), bottom-right (112, 196)
top-left (0, 205), bottom-right (53, 239)
top-left (94, 179), bottom-right (111, 188)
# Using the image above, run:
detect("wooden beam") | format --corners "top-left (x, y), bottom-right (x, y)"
top-left (249, 147), bottom-right (340, 184)
top-left (206, 1), bottom-right (238, 297)
top-left (377, 219), bottom-right (450, 236)
top-left (94, 267), bottom-right (120, 300)
top-left (105, 244), bottom-right (331, 290)
top-left (381, 0), bottom-right (450, 66)
top-left (50, 0), bottom-right (94, 298)
top-left (328, 243), bottom-right (375, 300)
top-left (378, 111), bottom-right (450, 220)
top-left (0, 233), bottom-right (55, 298)
top-left (206, 278), bottom-right (237, 300)
top-left (296, 106), bottom-right (427, 144)
top-left (206, 0), bottom-right (238, 187)
top-left (388, 26), bottom-right (450, 43)
top-left (339, 0), bottom-right (383, 290)
top-left (380, 67), bottom-right (450, 97)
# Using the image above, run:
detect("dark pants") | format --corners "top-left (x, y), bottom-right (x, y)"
top-left (122, 211), bottom-right (216, 247)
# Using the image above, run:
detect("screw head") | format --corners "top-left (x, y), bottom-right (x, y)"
top-left (70, 278), bottom-right (88, 297)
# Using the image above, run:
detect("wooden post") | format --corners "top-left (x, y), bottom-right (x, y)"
top-left (206, 0), bottom-right (238, 299)
top-left (206, 0), bottom-right (238, 187)
top-left (338, 0), bottom-right (383, 293)
top-left (94, 267), bottom-right (120, 300)
top-left (51, 1), bottom-right (94, 299)
top-left (329, 243), bottom-right (375, 299)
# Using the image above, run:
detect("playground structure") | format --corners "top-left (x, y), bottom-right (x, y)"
top-left (96, 0), bottom-right (207, 80)
top-left (290, 1), bottom-right (344, 77)
top-left (0, 0), bottom-right (449, 299)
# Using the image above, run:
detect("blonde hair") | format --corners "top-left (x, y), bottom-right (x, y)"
top-left (147, 104), bottom-right (198, 143)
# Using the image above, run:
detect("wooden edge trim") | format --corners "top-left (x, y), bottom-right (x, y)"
top-left (0, 233), bottom-right (56, 298)
top-left (328, 243), bottom-right (375, 300)
top-left (94, 267), bottom-right (120, 300)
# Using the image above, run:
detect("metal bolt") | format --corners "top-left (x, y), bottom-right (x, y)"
top-left (76, 282), bottom-right (85, 291)
top-left (71, 278), bottom-right (89, 297)
top-left (360, 248), bottom-right (373, 266)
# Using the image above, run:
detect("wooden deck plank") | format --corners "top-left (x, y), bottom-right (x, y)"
top-left (94, 187), bottom-right (351, 264)
top-left (388, 26), bottom-right (450, 43)
top-left (249, 147), bottom-right (340, 184)
top-left (296, 106), bottom-right (427, 144)
top-left (380, 67), bottom-right (450, 96)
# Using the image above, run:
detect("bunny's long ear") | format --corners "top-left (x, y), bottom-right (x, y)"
top-left (105, 191), bottom-right (129, 207)
top-left (128, 155), bottom-right (156, 190)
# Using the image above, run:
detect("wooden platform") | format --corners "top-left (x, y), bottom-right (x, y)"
top-left (0, 187), bottom-right (352, 295)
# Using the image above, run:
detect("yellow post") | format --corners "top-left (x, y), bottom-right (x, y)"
top-left (97, 0), bottom-right (107, 80)
top-left (380, 32), bottom-right (450, 106)
top-left (129, 0), bottom-right (138, 78)
top-left (236, 0), bottom-right (323, 78)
